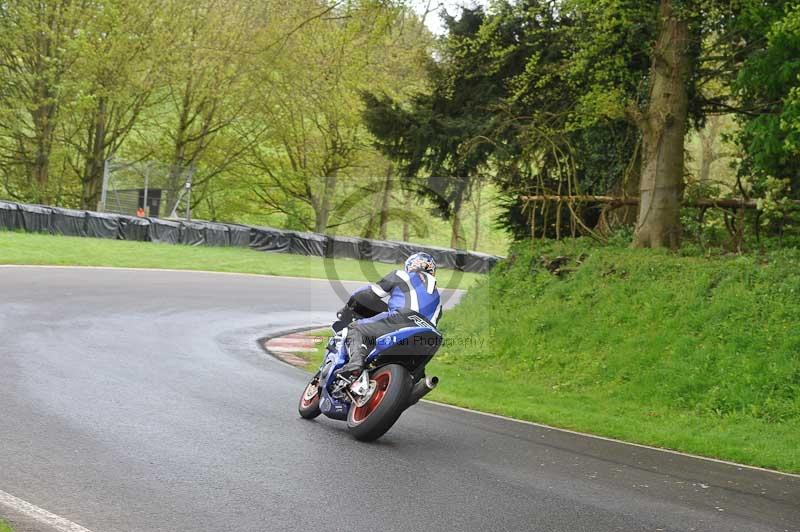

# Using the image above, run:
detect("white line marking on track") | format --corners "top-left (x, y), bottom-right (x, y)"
top-left (0, 489), bottom-right (94, 532)
top-left (422, 400), bottom-right (800, 479)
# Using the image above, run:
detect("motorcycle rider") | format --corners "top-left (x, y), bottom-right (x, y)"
top-left (338, 252), bottom-right (442, 377)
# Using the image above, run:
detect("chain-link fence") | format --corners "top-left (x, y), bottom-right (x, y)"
top-left (99, 158), bottom-right (194, 220)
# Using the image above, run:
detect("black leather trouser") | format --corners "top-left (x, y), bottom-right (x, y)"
top-left (346, 311), bottom-right (420, 361)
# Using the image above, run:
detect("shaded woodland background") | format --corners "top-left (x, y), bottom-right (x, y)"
top-left (2, 0), bottom-right (800, 253)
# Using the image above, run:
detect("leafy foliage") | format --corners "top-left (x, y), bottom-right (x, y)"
top-left (431, 238), bottom-right (800, 471)
top-left (731, 3), bottom-right (800, 238)
top-left (0, 0), bottom-right (515, 251)
top-left (362, 7), bottom-right (502, 247)
top-left (736, 4), bottom-right (800, 190)
top-left (2, 0), bottom-right (800, 250)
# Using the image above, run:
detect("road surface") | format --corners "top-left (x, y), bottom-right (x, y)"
top-left (0, 266), bottom-right (797, 532)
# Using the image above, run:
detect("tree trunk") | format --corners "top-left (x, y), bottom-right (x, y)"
top-left (378, 166), bottom-right (393, 240)
top-left (450, 186), bottom-right (466, 249)
top-left (30, 96), bottom-right (56, 201)
top-left (633, 0), bottom-right (691, 249)
top-left (449, 175), bottom-right (470, 249)
top-left (699, 144), bottom-right (712, 183)
top-left (402, 186), bottom-right (412, 241)
top-left (168, 78), bottom-right (194, 212)
top-left (31, 134), bottom-right (51, 189)
top-left (698, 115), bottom-right (722, 183)
top-left (28, 30), bottom-right (59, 202)
top-left (472, 182), bottom-right (482, 250)
top-left (314, 171), bottom-right (338, 233)
top-left (81, 97), bottom-right (108, 209)
top-left (362, 179), bottom-right (382, 238)
top-left (598, 143), bottom-right (641, 233)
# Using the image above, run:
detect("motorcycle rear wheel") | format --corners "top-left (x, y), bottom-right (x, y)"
top-left (347, 364), bottom-right (412, 441)
top-left (298, 372), bottom-right (322, 419)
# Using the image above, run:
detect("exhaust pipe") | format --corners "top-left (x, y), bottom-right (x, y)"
top-left (406, 376), bottom-right (439, 408)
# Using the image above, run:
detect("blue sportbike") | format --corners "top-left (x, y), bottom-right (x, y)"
top-left (298, 305), bottom-right (442, 441)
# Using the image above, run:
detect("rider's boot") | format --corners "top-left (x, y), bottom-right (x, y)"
top-left (339, 350), bottom-right (366, 376)
top-left (339, 328), bottom-right (367, 376)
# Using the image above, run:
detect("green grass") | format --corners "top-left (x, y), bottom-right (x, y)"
top-left (0, 232), bottom-right (481, 289)
top-left (0, 520), bottom-right (14, 532)
top-left (285, 242), bottom-right (799, 471)
top-left (427, 239), bottom-right (800, 472)
top-left (289, 241), bottom-right (800, 471)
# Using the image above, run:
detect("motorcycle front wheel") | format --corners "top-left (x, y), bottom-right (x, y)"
top-left (298, 372), bottom-right (322, 419)
top-left (347, 364), bottom-right (412, 441)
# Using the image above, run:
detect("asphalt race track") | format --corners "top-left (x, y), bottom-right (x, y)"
top-left (1, 266), bottom-right (798, 532)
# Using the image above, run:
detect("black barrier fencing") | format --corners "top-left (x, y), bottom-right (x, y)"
top-left (250, 225), bottom-right (291, 253)
top-left (0, 200), bottom-right (21, 231)
top-left (50, 207), bottom-right (87, 237)
top-left (178, 220), bottom-right (205, 246)
top-left (86, 211), bottom-right (120, 239)
top-left (19, 203), bottom-right (51, 233)
top-left (0, 200), bottom-right (502, 273)
top-left (227, 224), bottom-right (251, 247)
top-left (203, 222), bottom-right (230, 247)
top-left (117, 214), bottom-right (149, 241)
top-left (330, 235), bottom-right (360, 259)
top-left (289, 230), bottom-right (327, 257)
top-left (148, 218), bottom-right (181, 244)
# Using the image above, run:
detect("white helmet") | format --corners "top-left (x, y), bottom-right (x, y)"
top-left (404, 252), bottom-right (436, 276)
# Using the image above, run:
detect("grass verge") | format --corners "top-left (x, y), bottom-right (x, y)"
top-left (286, 240), bottom-right (799, 472)
top-left (0, 232), bottom-right (480, 289)
top-left (0, 520), bottom-right (13, 532)
top-left (428, 239), bottom-right (800, 473)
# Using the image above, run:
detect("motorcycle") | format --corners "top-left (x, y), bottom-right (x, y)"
top-left (297, 300), bottom-right (442, 441)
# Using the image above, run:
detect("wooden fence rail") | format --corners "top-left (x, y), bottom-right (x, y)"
top-left (520, 194), bottom-right (800, 209)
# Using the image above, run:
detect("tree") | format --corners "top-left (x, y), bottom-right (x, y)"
top-left (736, 2), bottom-right (800, 199)
top-left (695, 115), bottom-right (729, 184)
top-left (0, 0), bottom-right (90, 203)
top-left (629, 0), bottom-right (691, 248)
top-left (157, 0), bottom-right (267, 211)
top-left (246, 1), bottom-right (429, 233)
top-left (363, 7), bottom-right (500, 248)
top-left (404, 1), bottom-right (650, 241)
top-left (439, 0), bottom-right (791, 247)
top-left (587, 0), bottom-right (792, 247)
top-left (61, 0), bottom-right (166, 209)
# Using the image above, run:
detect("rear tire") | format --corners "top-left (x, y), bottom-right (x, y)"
top-left (347, 364), bottom-right (412, 441)
top-left (298, 372), bottom-right (322, 419)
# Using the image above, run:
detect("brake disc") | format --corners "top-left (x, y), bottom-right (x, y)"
top-left (352, 381), bottom-right (377, 408)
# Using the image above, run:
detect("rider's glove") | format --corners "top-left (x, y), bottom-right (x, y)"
top-left (337, 305), bottom-right (354, 323)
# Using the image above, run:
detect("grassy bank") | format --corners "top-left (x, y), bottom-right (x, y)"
top-left (0, 232), bottom-right (480, 289)
top-left (0, 520), bottom-right (13, 532)
top-left (281, 242), bottom-right (798, 471)
top-left (425, 240), bottom-right (800, 472)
